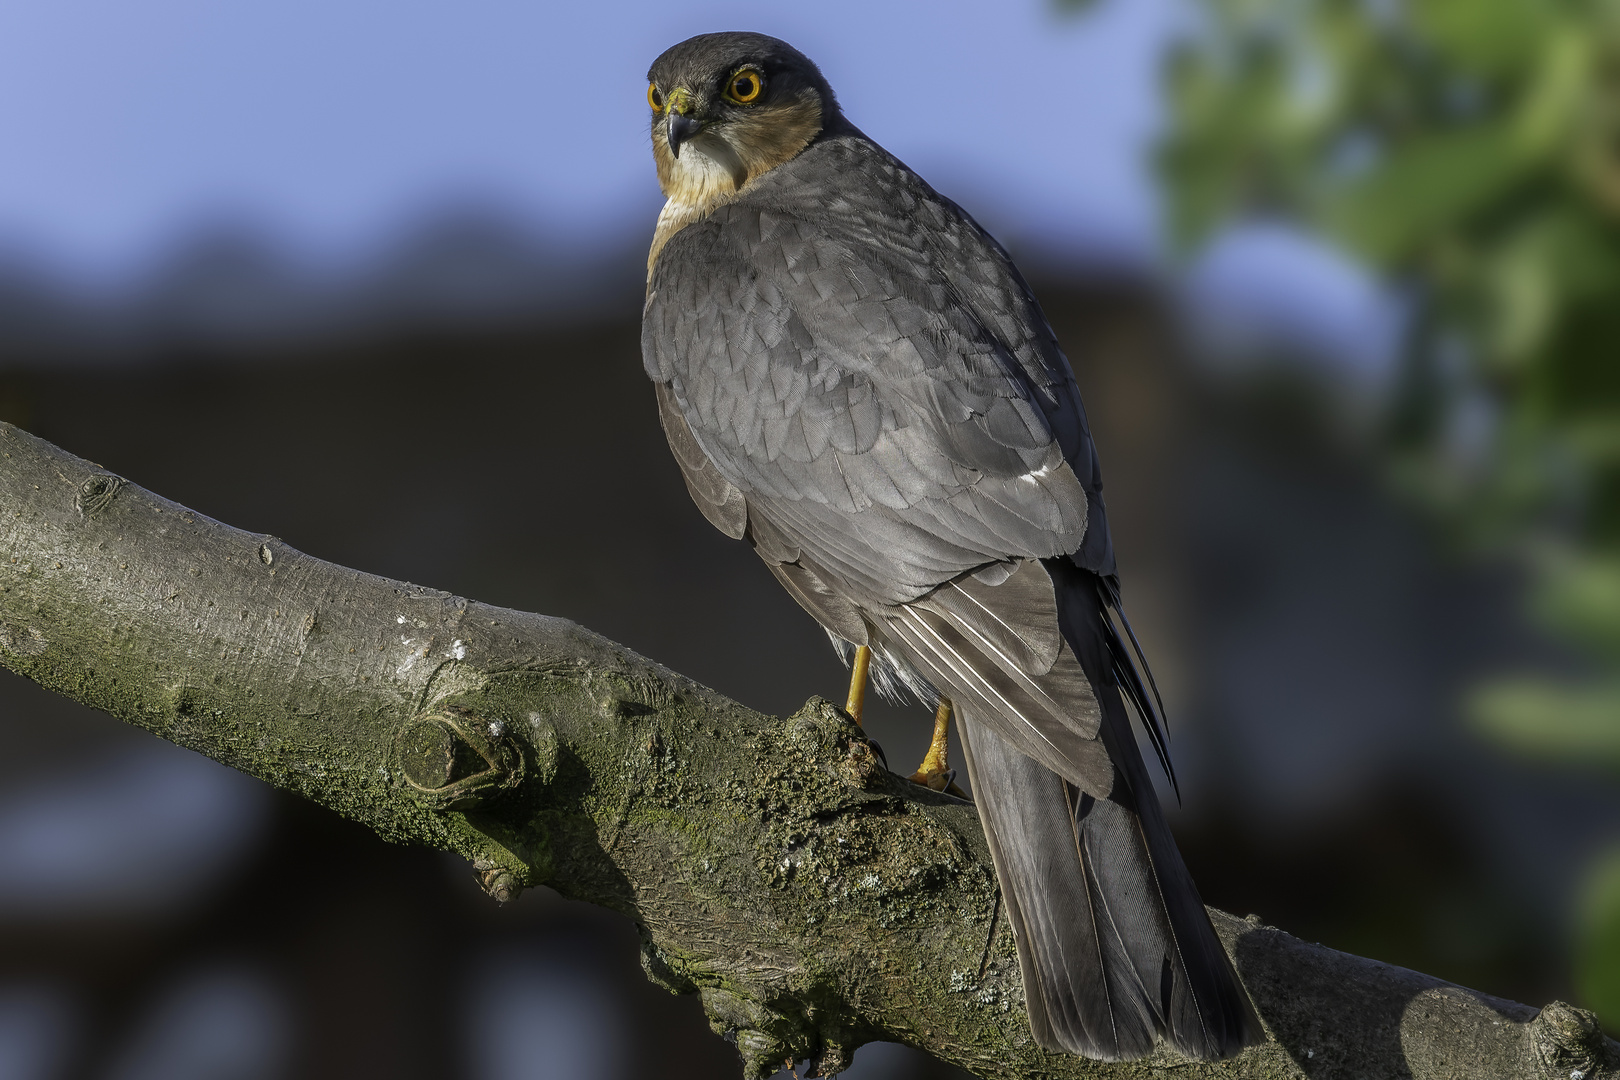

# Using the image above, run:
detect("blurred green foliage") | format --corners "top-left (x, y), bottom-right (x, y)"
top-left (1581, 847), bottom-right (1620, 1027)
top-left (1159, 0), bottom-right (1620, 1024)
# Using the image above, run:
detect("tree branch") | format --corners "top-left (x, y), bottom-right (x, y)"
top-left (0, 419), bottom-right (1613, 1080)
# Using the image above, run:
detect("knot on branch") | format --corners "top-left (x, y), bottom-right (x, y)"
top-left (0, 621), bottom-right (48, 658)
top-left (640, 909), bottom-right (866, 1079)
top-left (1530, 1001), bottom-right (1620, 1079)
top-left (782, 697), bottom-right (888, 794)
top-left (74, 472), bottom-right (125, 519)
top-left (393, 705), bottom-right (526, 810)
top-left (703, 985), bottom-right (861, 1079)
top-left (473, 861), bottom-right (521, 903)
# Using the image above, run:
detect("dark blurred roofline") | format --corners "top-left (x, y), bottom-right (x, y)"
top-left (0, 203), bottom-right (1177, 371)
top-left (0, 208), bottom-right (649, 369)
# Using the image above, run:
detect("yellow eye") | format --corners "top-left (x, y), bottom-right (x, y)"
top-left (648, 83), bottom-right (664, 112)
top-left (726, 69), bottom-right (762, 104)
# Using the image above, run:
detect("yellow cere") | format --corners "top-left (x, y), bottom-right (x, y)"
top-left (726, 69), bottom-right (762, 104)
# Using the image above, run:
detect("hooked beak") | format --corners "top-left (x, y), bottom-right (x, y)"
top-left (666, 112), bottom-right (701, 158)
top-left (663, 87), bottom-right (702, 158)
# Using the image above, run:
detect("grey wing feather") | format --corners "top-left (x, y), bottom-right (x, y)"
top-left (872, 559), bottom-right (1113, 793)
top-left (655, 381), bottom-right (747, 540)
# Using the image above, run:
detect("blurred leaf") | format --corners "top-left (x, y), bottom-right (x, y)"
top-left (1568, 418), bottom-right (1620, 464)
top-left (1483, 207), bottom-right (1620, 370)
top-left (1470, 677), bottom-right (1620, 765)
top-left (1412, 0), bottom-right (1552, 77)
top-left (1507, 27), bottom-right (1588, 157)
top-left (1575, 845), bottom-right (1620, 1027)
top-left (1160, 35), bottom-right (1309, 245)
top-left (1328, 127), bottom-right (1527, 263)
top-left (1534, 553), bottom-right (1620, 655)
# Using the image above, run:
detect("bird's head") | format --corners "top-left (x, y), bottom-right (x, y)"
top-left (647, 32), bottom-right (837, 202)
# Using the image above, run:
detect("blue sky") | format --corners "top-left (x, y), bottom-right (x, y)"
top-left (0, 0), bottom-right (1172, 282)
top-left (0, 0), bottom-right (1398, 376)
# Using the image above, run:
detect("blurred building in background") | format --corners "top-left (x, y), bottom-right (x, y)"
top-left (0, 0), bottom-right (1615, 1077)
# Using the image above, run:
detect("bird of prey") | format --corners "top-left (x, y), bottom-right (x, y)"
top-left (640, 31), bottom-right (1262, 1061)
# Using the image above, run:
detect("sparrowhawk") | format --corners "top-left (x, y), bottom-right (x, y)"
top-left (640, 31), bottom-right (1261, 1061)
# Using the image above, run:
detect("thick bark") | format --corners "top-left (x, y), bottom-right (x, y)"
top-left (0, 418), bottom-right (1613, 1080)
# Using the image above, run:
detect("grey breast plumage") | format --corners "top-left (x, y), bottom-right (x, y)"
top-left (644, 92), bottom-right (1261, 1061)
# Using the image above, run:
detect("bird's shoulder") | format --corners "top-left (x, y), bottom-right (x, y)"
top-left (647, 127), bottom-right (1080, 435)
top-left (675, 129), bottom-right (1039, 338)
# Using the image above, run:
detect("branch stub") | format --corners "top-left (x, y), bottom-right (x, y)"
top-left (393, 707), bottom-right (525, 811)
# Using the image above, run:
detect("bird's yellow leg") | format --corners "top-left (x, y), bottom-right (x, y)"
top-left (910, 698), bottom-right (958, 792)
top-left (844, 645), bottom-right (872, 726)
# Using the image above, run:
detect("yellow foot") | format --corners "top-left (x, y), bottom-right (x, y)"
top-left (910, 698), bottom-right (968, 798)
top-left (844, 644), bottom-right (872, 726)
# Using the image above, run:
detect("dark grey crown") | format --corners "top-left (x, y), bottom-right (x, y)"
top-left (648, 32), bottom-right (839, 117)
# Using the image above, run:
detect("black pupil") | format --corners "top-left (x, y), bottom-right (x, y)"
top-left (735, 76), bottom-right (753, 97)
top-left (651, 88), bottom-right (662, 105)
